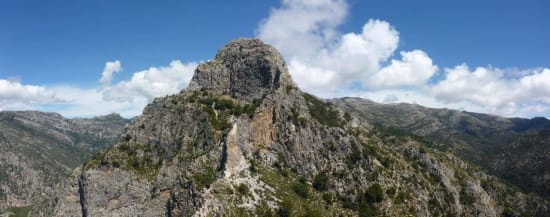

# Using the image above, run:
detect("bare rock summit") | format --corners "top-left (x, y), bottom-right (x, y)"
top-left (188, 38), bottom-right (296, 101)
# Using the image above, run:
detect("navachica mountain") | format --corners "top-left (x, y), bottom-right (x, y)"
top-left (44, 39), bottom-right (549, 216)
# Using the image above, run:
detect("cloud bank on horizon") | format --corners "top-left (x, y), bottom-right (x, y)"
top-left (0, 0), bottom-right (549, 118)
top-left (0, 60), bottom-right (197, 117)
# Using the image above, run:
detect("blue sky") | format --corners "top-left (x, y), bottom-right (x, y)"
top-left (1, 0), bottom-right (549, 118)
top-left (0, 0), bottom-right (273, 86)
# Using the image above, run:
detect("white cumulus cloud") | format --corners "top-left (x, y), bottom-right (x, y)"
top-left (99, 60), bottom-right (122, 85)
top-left (519, 68), bottom-right (550, 103)
top-left (257, 0), bottom-right (436, 96)
top-left (0, 79), bottom-right (61, 110)
top-left (370, 50), bottom-right (438, 89)
top-left (432, 65), bottom-right (550, 116)
top-left (101, 60), bottom-right (198, 103)
top-left (257, 0), bottom-right (348, 59)
top-left (51, 86), bottom-right (149, 118)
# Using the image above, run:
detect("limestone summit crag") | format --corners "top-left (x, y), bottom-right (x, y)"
top-left (188, 38), bottom-right (296, 102)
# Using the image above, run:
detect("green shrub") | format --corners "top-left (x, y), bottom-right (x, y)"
top-left (293, 181), bottom-right (309, 198)
top-left (199, 94), bottom-right (259, 118)
top-left (257, 201), bottom-right (275, 217)
top-left (100, 159), bottom-right (109, 167)
top-left (428, 198), bottom-right (441, 211)
top-left (187, 91), bottom-right (200, 102)
top-left (304, 206), bottom-right (324, 217)
top-left (386, 187), bottom-right (396, 198)
top-left (419, 147), bottom-right (426, 154)
top-left (198, 97), bottom-right (214, 106)
top-left (358, 203), bottom-right (378, 217)
top-left (249, 159), bottom-right (259, 174)
top-left (203, 106), bottom-right (230, 131)
top-left (303, 93), bottom-right (342, 127)
top-left (313, 171), bottom-right (329, 191)
top-left (480, 179), bottom-right (493, 192)
top-left (338, 195), bottom-right (355, 209)
top-left (125, 154), bottom-right (161, 180)
top-left (278, 198), bottom-right (293, 217)
top-left (502, 207), bottom-right (517, 217)
top-left (322, 192), bottom-right (333, 203)
top-left (362, 145), bottom-right (377, 158)
top-left (236, 183), bottom-right (250, 195)
top-left (7, 206), bottom-right (33, 217)
top-left (129, 158), bottom-right (140, 169)
top-left (364, 183), bottom-right (384, 203)
top-left (459, 188), bottom-right (475, 206)
top-left (298, 176), bottom-right (307, 184)
top-left (213, 98), bottom-right (235, 110)
top-left (225, 186), bottom-right (234, 194)
top-left (192, 166), bottom-right (216, 189)
top-left (240, 103), bottom-right (259, 118)
top-left (346, 149), bottom-right (362, 167)
top-left (123, 134), bottom-right (132, 141)
top-left (344, 112), bottom-right (352, 121)
top-left (394, 191), bottom-right (411, 204)
top-left (112, 161), bottom-right (120, 168)
top-left (119, 143), bottom-right (130, 152)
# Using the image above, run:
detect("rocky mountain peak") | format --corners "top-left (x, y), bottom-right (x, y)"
top-left (188, 38), bottom-right (296, 101)
top-left (46, 38), bottom-right (550, 217)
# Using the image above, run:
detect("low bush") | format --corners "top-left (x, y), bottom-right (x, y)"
top-left (313, 171), bottom-right (329, 191)
top-left (236, 183), bottom-right (249, 195)
top-left (293, 181), bottom-right (309, 198)
top-left (364, 183), bottom-right (384, 203)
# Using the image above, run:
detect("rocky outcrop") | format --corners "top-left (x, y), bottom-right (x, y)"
top-left (188, 38), bottom-right (296, 102)
top-left (51, 38), bottom-right (549, 217)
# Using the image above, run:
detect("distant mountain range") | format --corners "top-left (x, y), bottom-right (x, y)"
top-left (331, 97), bottom-right (550, 201)
top-left (0, 111), bottom-right (129, 215)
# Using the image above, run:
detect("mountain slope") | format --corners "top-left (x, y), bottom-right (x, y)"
top-left (0, 111), bottom-right (129, 213)
top-left (331, 97), bottom-right (550, 201)
top-left (51, 39), bottom-right (549, 217)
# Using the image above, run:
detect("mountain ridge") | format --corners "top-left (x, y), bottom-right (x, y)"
top-left (0, 110), bottom-right (130, 214)
top-left (331, 97), bottom-right (550, 201)
top-left (42, 38), bottom-right (550, 217)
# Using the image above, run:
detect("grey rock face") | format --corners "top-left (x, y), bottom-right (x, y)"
top-left (189, 38), bottom-right (296, 102)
